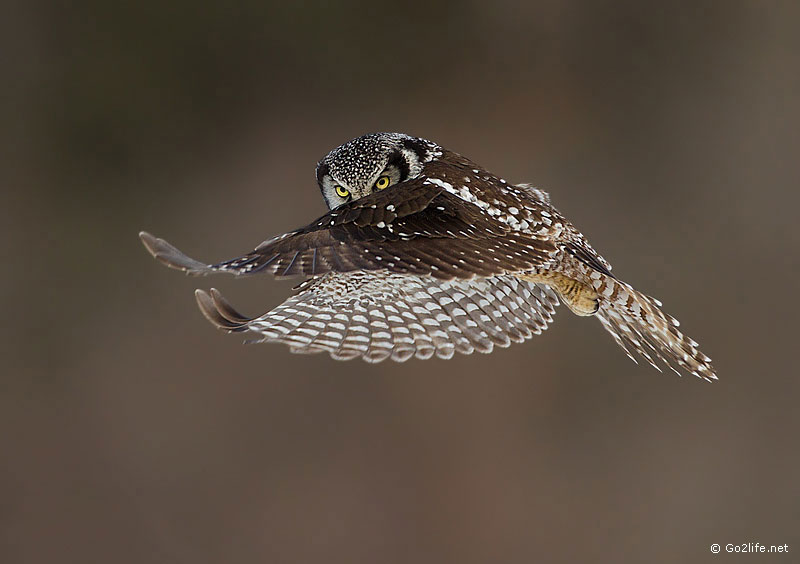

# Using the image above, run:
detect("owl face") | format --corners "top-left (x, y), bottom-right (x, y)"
top-left (316, 132), bottom-right (440, 209)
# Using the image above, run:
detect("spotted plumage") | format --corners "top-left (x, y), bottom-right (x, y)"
top-left (194, 273), bottom-right (559, 363)
top-left (140, 132), bottom-right (716, 381)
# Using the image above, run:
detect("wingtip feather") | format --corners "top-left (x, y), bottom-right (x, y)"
top-left (209, 288), bottom-right (252, 324)
top-left (139, 231), bottom-right (211, 275)
top-left (195, 288), bottom-right (251, 332)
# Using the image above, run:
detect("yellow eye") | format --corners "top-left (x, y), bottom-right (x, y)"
top-left (374, 176), bottom-right (390, 190)
top-left (335, 185), bottom-right (350, 198)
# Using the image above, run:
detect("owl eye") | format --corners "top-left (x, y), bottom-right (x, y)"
top-left (374, 176), bottom-right (390, 191)
top-left (335, 185), bottom-right (350, 198)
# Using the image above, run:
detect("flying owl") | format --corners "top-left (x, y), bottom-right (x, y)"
top-left (140, 132), bottom-right (716, 381)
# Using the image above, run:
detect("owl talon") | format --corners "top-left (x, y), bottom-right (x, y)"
top-left (519, 272), bottom-right (599, 316)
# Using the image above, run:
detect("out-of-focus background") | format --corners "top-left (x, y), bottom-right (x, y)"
top-left (3, 1), bottom-right (799, 562)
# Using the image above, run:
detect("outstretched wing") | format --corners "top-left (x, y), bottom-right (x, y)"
top-left (141, 178), bottom-right (558, 281)
top-left (195, 272), bottom-right (561, 362)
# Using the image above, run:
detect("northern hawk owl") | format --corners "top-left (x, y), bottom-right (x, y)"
top-left (140, 132), bottom-right (716, 381)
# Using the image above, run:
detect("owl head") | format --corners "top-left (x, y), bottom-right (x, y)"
top-left (315, 132), bottom-right (441, 209)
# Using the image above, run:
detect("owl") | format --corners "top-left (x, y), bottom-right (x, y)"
top-left (140, 132), bottom-right (716, 381)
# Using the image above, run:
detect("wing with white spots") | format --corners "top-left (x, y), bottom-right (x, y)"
top-left (195, 272), bottom-right (560, 362)
top-left (139, 176), bottom-right (558, 282)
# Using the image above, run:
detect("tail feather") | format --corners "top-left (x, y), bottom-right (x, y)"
top-left (593, 276), bottom-right (717, 381)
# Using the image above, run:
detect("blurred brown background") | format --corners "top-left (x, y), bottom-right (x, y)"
top-left (2, 1), bottom-right (799, 562)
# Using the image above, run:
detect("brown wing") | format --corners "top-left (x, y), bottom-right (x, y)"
top-left (194, 273), bottom-right (561, 362)
top-left (140, 178), bottom-right (558, 281)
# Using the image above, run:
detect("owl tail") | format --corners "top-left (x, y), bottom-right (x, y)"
top-left (592, 276), bottom-right (717, 381)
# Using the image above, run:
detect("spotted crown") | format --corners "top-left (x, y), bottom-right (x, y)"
top-left (315, 133), bottom-right (441, 209)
